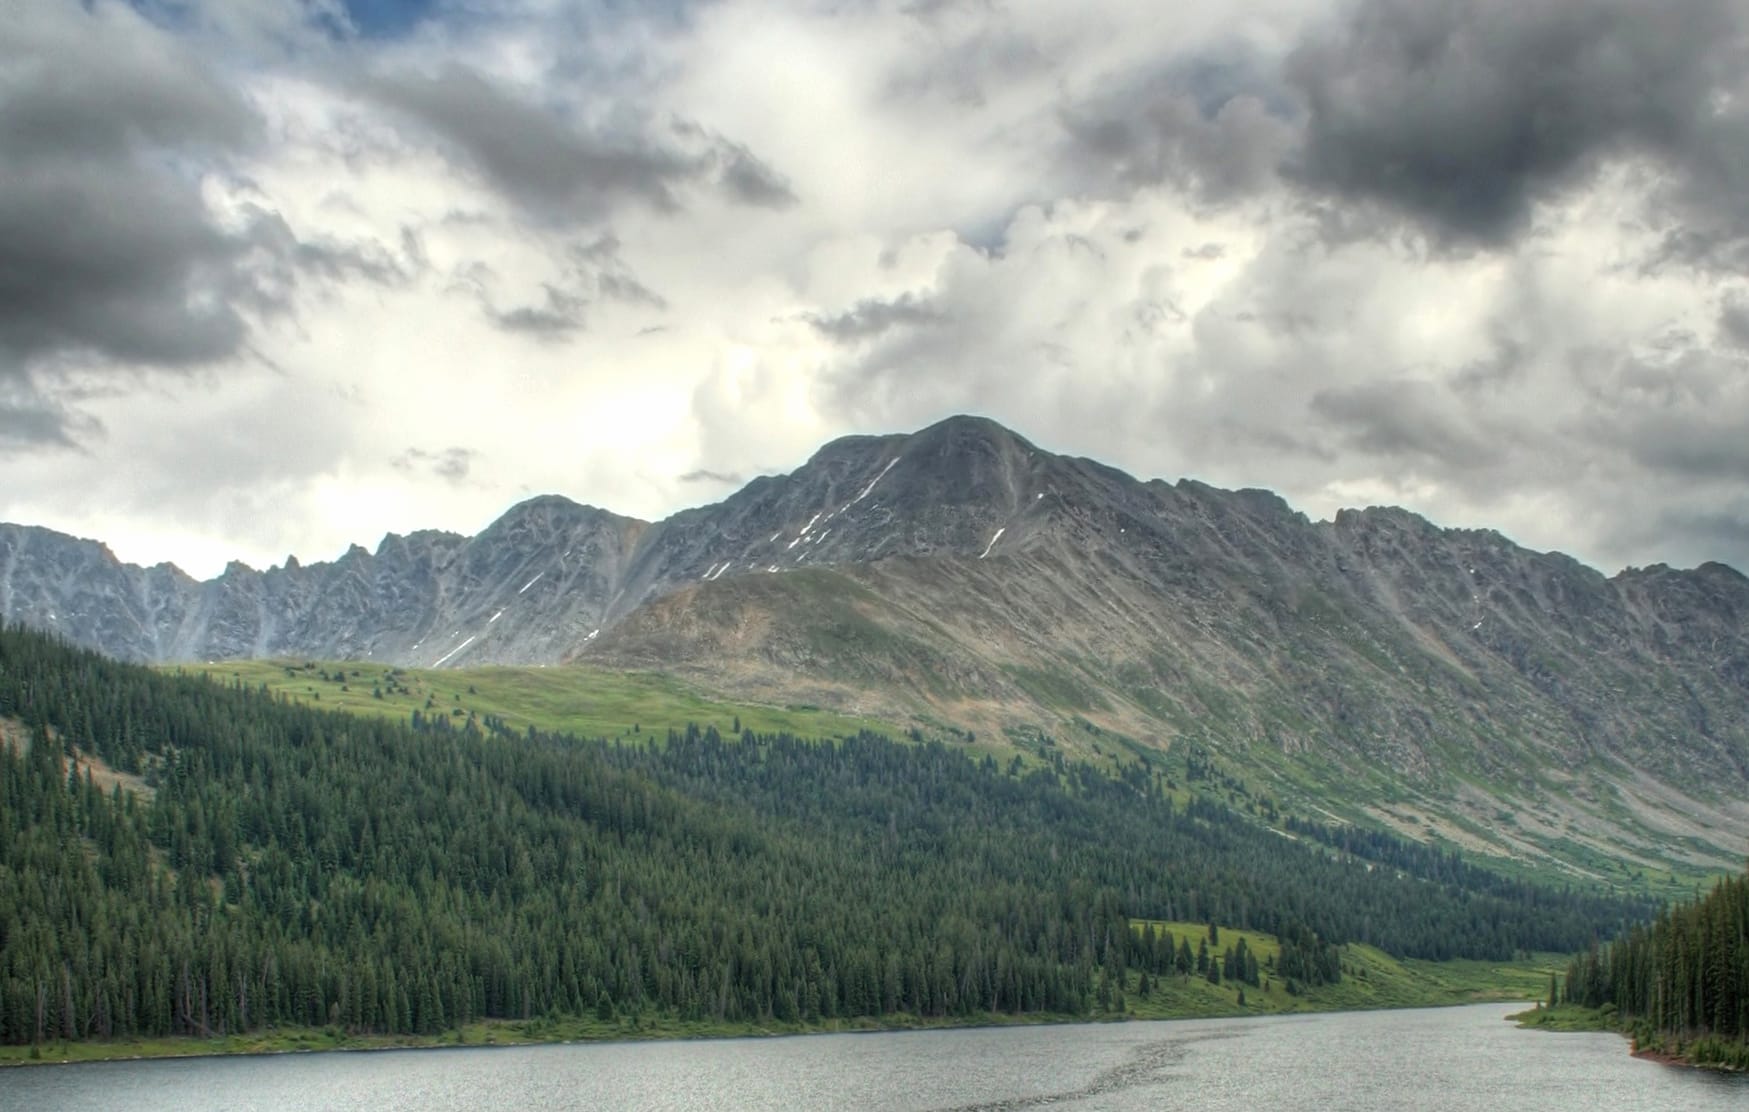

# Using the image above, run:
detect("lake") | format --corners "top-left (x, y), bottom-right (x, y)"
top-left (5, 1004), bottom-right (1745, 1110)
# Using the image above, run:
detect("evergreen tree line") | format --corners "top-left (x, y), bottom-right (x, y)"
top-left (0, 626), bottom-right (1651, 1044)
top-left (1562, 869), bottom-right (1749, 1069)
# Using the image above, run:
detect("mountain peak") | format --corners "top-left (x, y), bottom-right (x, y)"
top-left (909, 412), bottom-right (1030, 446)
top-left (493, 493), bottom-right (643, 528)
top-left (806, 414), bottom-right (1029, 469)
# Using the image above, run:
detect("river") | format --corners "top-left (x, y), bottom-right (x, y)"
top-left (5, 1004), bottom-right (1744, 1110)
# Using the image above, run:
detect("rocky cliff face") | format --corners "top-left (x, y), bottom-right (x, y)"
top-left (5, 415), bottom-right (1748, 873)
top-left (0, 497), bottom-right (645, 667)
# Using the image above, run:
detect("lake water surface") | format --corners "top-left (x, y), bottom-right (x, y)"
top-left (6, 1004), bottom-right (1745, 1111)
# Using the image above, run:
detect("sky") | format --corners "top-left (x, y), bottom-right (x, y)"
top-left (4, 0), bottom-right (1749, 579)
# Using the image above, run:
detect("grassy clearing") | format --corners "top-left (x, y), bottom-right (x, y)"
top-left (1510, 1003), bottom-right (1613, 1032)
top-left (1124, 920), bottom-right (1559, 1021)
top-left (170, 660), bottom-right (899, 744)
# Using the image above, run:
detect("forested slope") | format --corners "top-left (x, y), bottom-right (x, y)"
top-left (0, 625), bottom-right (1648, 1044)
top-left (1563, 870), bottom-right (1749, 1069)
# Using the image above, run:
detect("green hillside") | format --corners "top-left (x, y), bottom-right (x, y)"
top-left (170, 658), bottom-right (1715, 900)
top-left (1, 626), bottom-right (1655, 1062)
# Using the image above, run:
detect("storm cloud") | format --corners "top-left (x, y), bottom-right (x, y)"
top-left (366, 64), bottom-right (796, 223)
top-left (0, 2), bottom-right (424, 451)
top-left (1310, 380), bottom-right (1494, 470)
top-left (1060, 47), bottom-right (1296, 205)
top-left (0, 3), bottom-right (259, 383)
top-left (1285, 0), bottom-right (1749, 248)
top-left (1720, 297), bottom-right (1749, 351)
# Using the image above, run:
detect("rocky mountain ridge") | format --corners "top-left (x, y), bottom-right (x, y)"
top-left (0, 416), bottom-right (1134, 667)
top-left (5, 415), bottom-right (1748, 877)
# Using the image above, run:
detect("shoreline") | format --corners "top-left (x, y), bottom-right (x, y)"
top-left (1511, 1004), bottom-right (1748, 1074)
top-left (3, 995), bottom-right (1539, 1070)
top-left (1629, 1039), bottom-right (1749, 1074)
top-left (1629, 1045), bottom-right (1693, 1068)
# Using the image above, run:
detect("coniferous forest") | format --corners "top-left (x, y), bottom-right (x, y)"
top-left (0, 625), bottom-right (1653, 1045)
top-left (1562, 870), bottom-right (1749, 1069)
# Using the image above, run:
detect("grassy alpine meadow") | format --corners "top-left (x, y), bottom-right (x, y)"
top-left (169, 658), bottom-right (900, 744)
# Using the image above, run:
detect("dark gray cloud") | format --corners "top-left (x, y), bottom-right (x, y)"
top-left (884, 18), bottom-right (1049, 109)
top-left (367, 64), bottom-right (795, 222)
top-left (0, 8), bottom-right (257, 162)
top-left (1721, 296), bottom-right (1749, 351)
top-left (900, 0), bottom-right (994, 22)
top-left (806, 294), bottom-right (945, 342)
top-left (678, 468), bottom-right (742, 485)
top-left (0, 6), bottom-right (261, 376)
top-left (391, 446), bottom-right (475, 483)
top-left (1578, 344), bottom-right (1749, 483)
top-left (0, 381), bottom-right (93, 451)
top-left (1309, 380), bottom-right (1493, 469)
top-left (0, 3), bottom-right (414, 452)
top-left (462, 234), bottom-right (665, 338)
top-left (1598, 499), bottom-right (1749, 576)
top-left (1053, 1), bottom-right (1749, 256)
top-left (1649, 230), bottom-right (1749, 276)
top-left (578, 236), bottom-right (668, 308)
top-left (597, 273), bottom-right (666, 308)
top-left (366, 64), bottom-right (693, 218)
top-left (1060, 48), bottom-right (1295, 205)
top-left (236, 208), bottom-right (410, 314)
top-left (1286, 0), bottom-right (1748, 247)
top-left (491, 286), bottom-right (588, 338)
top-left (715, 143), bottom-right (798, 209)
top-left (1631, 423), bottom-right (1749, 483)
top-left (0, 163), bottom-right (250, 368)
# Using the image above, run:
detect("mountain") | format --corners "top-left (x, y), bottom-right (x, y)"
top-left (0, 497), bottom-right (645, 666)
top-left (5, 414), bottom-right (1748, 878)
